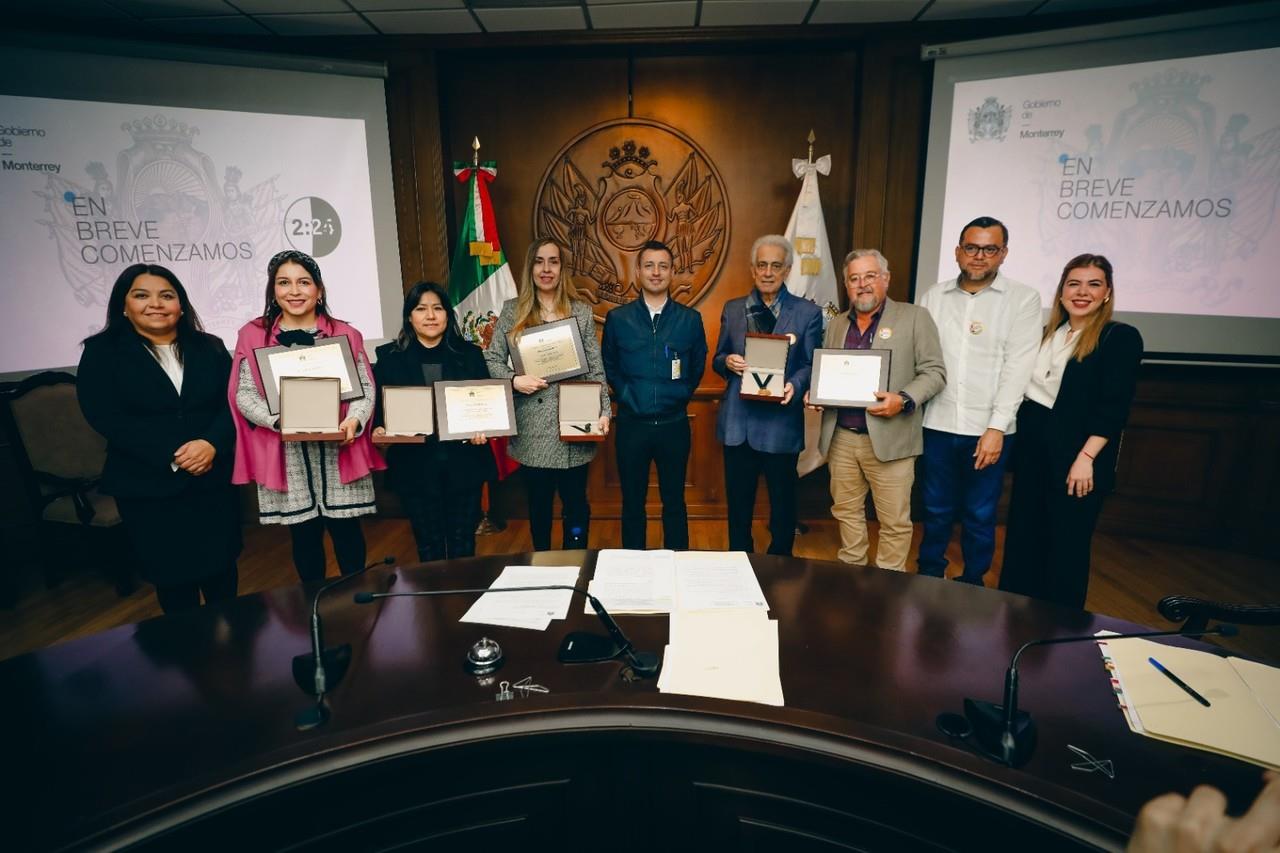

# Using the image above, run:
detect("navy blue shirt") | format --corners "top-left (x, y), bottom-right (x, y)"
top-left (602, 296), bottom-right (707, 423)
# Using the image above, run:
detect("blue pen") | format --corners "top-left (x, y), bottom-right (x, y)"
top-left (1149, 656), bottom-right (1211, 707)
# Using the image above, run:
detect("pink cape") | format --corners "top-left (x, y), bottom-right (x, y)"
top-left (228, 315), bottom-right (385, 492)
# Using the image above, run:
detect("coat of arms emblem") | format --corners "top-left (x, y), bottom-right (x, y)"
top-left (969, 97), bottom-right (1011, 143)
top-left (534, 118), bottom-right (729, 321)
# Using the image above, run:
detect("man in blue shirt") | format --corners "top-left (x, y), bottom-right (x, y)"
top-left (602, 240), bottom-right (707, 550)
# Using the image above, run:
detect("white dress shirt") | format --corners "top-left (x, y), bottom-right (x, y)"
top-left (918, 272), bottom-right (1042, 436)
top-left (1025, 324), bottom-right (1075, 408)
top-left (151, 343), bottom-right (184, 394)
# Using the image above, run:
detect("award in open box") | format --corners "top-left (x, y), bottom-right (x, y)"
top-left (740, 333), bottom-right (791, 403)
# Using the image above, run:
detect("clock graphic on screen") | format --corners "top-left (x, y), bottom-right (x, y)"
top-left (284, 196), bottom-right (342, 257)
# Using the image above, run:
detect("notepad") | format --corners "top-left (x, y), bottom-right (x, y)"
top-left (1099, 635), bottom-right (1280, 769)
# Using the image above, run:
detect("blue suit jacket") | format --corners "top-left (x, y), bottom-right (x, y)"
top-left (713, 288), bottom-right (823, 454)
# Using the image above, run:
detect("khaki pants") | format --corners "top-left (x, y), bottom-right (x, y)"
top-left (827, 429), bottom-right (915, 570)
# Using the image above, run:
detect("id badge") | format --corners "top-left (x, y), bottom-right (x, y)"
top-left (671, 358), bottom-right (682, 380)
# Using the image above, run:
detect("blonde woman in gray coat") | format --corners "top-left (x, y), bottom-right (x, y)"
top-left (485, 238), bottom-right (610, 550)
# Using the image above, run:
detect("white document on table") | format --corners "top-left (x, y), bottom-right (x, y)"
top-left (460, 565), bottom-right (581, 631)
top-left (658, 609), bottom-right (783, 706)
top-left (673, 551), bottom-right (769, 611)
top-left (585, 549), bottom-right (676, 614)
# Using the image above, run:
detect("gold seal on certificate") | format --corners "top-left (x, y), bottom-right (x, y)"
top-left (809, 348), bottom-right (892, 407)
top-left (434, 379), bottom-right (518, 441)
top-left (374, 386), bottom-right (434, 445)
top-left (253, 334), bottom-right (362, 415)
top-left (509, 318), bottom-right (588, 383)
top-left (740, 332), bottom-right (791, 403)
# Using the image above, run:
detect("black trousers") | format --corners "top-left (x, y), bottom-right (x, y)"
top-left (616, 417), bottom-right (691, 550)
top-left (522, 464), bottom-right (590, 551)
top-left (400, 480), bottom-right (482, 563)
top-left (999, 401), bottom-right (1105, 610)
top-left (154, 566), bottom-right (239, 615)
top-left (290, 516), bottom-right (367, 582)
top-left (723, 442), bottom-right (799, 556)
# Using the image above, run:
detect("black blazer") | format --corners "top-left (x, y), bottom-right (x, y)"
top-left (1047, 322), bottom-right (1143, 493)
top-left (76, 331), bottom-right (236, 498)
top-left (373, 338), bottom-right (498, 491)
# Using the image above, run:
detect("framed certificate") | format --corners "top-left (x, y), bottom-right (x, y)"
top-left (279, 377), bottom-right (344, 442)
top-left (509, 318), bottom-right (588, 382)
top-left (740, 333), bottom-right (791, 403)
top-left (809, 348), bottom-right (891, 407)
top-left (559, 381), bottom-right (605, 443)
top-left (434, 379), bottom-right (517, 442)
top-left (254, 334), bottom-right (362, 416)
top-left (374, 386), bottom-right (434, 445)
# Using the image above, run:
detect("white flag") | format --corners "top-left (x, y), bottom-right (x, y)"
top-left (784, 154), bottom-right (839, 321)
top-left (785, 154), bottom-right (838, 476)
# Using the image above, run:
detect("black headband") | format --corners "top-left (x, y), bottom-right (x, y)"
top-left (269, 249), bottom-right (322, 282)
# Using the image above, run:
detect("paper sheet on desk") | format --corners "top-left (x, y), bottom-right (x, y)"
top-left (1101, 636), bottom-right (1280, 769)
top-left (673, 551), bottom-right (768, 611)
top-left (459, 565), bottom-right (580, 631)
top-left (658, 609), bottom-right (783, 706)
top-left (586, 549), bottom-right (675, 613)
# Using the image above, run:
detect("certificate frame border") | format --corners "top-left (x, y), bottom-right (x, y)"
top-left (809, 347), bottom-right (892, 408)
top-left (509, 317), bottom-right (589, 383)
top-left (433, 379), bottom-right (518, 441)
top-left (253, 334), bottom-right (363, 416)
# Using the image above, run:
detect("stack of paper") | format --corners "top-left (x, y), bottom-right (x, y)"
top-left (657, 608), bottom-right (784, 706)
top-left (459, 565), bottom-right (581, 631)
top-left (1099, 635), bottom-right (1280, 769)
top-left (586, 550), bottom-right (770, 614)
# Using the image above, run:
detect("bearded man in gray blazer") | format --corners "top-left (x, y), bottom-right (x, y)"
top-left (807, 249), bottom-right (946, 570)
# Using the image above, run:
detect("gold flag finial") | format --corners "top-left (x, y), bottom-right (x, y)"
top-left (807, 129), bottom-right (815, 164)
top-left (472, 136), bottom-right (480, 166)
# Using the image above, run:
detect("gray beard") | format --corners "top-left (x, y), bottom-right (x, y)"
top-left (854, 296), bottom-right (881, 313)
top-left (960, 268), bottom-right (997, 285)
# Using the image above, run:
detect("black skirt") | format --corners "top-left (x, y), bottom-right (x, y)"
top-left (115, 487), bottom-right (243, 586)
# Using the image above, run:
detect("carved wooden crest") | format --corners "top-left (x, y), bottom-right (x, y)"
top-left (534, 118), bottom-right (730, 320)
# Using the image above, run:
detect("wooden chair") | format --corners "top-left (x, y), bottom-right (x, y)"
top-left (0, 371), bottom-right (134, 597)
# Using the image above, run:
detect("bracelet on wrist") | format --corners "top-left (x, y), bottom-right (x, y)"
top-left (1080, 450), bottom-right (1095, 460)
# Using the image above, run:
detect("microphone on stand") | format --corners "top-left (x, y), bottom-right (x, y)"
top-left (354, 584), bottom-right (661, 679)
top-left (293, 555), bottom-right (396, 731)
top-left (947, 623), bottom-right (1238, 767)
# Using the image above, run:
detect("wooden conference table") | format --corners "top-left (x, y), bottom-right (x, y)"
top-left (3, 551), bottom-right (1268, 852)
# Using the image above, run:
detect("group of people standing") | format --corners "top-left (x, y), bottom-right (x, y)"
top-left (73, 214), bottom-right (1140, 617)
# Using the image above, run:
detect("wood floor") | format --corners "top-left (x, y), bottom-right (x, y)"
top-left (1, 517), bottom-right (1277, 663)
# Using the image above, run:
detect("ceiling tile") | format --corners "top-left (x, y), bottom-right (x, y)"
top-left (349, 0), bottom-right (465, 8)
top-left (699, 0), bottom-right (811, 27)
top-left (145, 14), bottom-right (269, 32)
top-left (808, 0), bottom-right (928, 25)
top-left (107, 0), bottom-right (233, 16)
top-left (364, 8), bottom-right (481, 32)
top-left (233, 0), bottom-right (348, 13)
top-left (590, 1), bottom-right (697, 27)
top-left (1034, 0), bottom-right (1156, 12)
top-left (474, 6), bottom-right (587, 31)
top-left (918, 0), bottom-right (1042, 20)
top-left (4, 0), bottom-right (129, 15)
top-left (254, 12), bottom-right (378, 33)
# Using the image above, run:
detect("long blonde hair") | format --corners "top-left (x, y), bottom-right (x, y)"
top-left (1043, 253), bottom-right (1114, 362)
top-left (511, 237), bottom-right (576, 341)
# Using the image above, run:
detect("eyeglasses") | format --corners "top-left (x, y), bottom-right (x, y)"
top-left (754, 261), bottom-right (787, 273)
top-left (846, 271), bottom-right (882, 285)
top-left (960, 244), bottom-right (1004, 258)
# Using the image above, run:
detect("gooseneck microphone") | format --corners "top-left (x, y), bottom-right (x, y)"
top-left (955, 623), bottom-right (1238, 767)
top-left (292, 555), bottom-right (396, 731)
top-left (354, 585), bottom-right (661, 679)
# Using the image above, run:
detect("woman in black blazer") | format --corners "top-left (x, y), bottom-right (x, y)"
top-left (77, 264), bottom-right (241, 613)
top-left (373, 282), bottom-right (497, 562)
top-left (999, 254), bottom-right (1143, 610)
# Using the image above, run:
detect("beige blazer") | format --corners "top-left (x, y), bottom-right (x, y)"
top-left (817, 298), bottom-right (946, 462)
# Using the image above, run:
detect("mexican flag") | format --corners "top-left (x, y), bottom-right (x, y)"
top-left (448, 159), bottom-right (517, 350)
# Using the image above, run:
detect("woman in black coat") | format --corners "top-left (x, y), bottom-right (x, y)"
top-left (999, 254), bottom-right (1143, 610)
top-left (77, 264), bottom-right (241, 613)
top-left (373, 282), bottom-right (497, 562)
